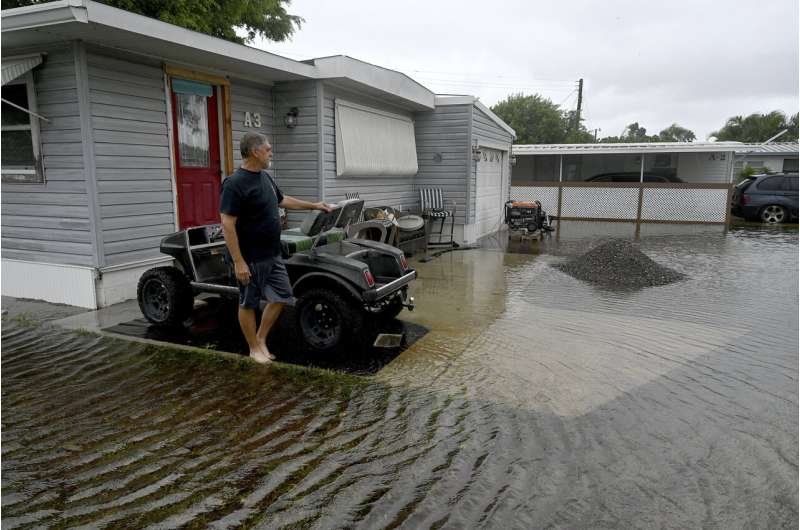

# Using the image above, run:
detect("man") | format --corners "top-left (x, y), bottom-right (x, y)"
top-left (220, 132), bottom-right (330, 364)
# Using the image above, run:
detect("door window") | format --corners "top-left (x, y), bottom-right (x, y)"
top-left (782, 177), bottom-right (798, 191)
top-left (176, 93), bottom-right (210, 167)
top-left (756, 176), bottom-right (783, 191)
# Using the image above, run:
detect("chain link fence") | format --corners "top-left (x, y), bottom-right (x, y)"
top-left (510, 183), bottom-right (732, 224)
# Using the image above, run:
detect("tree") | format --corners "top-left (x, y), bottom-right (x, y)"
top-left (710, 111), bottom-right (798, 143)
top-left (599, 122), bottom-right (660, 143)
top-left (658, 123), bottom-right (696, 142)
top-left (491, 93), bottom-right (568, 144)
top-left (1, 0), bottom-right (304, 44)
top-left (562, 110), bottom-right (595, 143)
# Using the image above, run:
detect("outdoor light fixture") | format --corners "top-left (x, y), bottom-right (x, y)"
top-left (471, 145), bottom-right (482, 162)
top-left (511, 155), bottom-right (517, 166)
top-left (284, 107), bottom-right (299, 128)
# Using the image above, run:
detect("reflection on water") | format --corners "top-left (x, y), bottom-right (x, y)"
top-left (2, 222), bottom-right (797, 528)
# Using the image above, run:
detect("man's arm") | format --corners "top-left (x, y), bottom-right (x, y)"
top-left (280, 195), bottom-right (331, 212)
top-left (220, 213), bottom-right (251, 285)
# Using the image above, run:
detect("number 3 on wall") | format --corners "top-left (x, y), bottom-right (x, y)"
top-left (244, 111), bottom-right (262, 128)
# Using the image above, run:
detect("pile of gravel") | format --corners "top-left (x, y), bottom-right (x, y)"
top-left (554, 239), bottom-right (685, 288)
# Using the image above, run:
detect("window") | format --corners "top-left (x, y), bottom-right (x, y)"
top-left (756, 176), bottom-right (783, 191)
top-left (334, 99), bottom-right (417, 177)
top-left (783, 158), bottom-right (798, 172)
top-left (1, 73), bottom-right (42, 183)
top-left (782, 177), bottom-right (798, 191)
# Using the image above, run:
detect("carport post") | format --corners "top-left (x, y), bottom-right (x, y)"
top-left (557, 155), bottom-right (564, 217)
top-left (636, 153), bottom-right (645, 225)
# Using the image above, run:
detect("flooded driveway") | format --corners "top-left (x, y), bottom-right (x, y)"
top-left (3, 222), bottom-right (798, 529)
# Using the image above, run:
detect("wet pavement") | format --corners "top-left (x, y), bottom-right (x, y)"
top-left (2, 221), bottom-right (798, 529)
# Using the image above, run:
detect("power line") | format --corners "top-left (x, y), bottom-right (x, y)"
top-left (413, 78), bottom-right (578, 92)
top-left (557, 89), bottom-right (577, 107)
top-left (413, 75), bottom-right (575, 87)
top-left (405, 69), bottom-right (577, 84)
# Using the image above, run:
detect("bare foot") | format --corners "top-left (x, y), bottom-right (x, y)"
top-left (257, 341), bottom-right (276, 361)
top-left (249, 350), bottom-right (272, 364)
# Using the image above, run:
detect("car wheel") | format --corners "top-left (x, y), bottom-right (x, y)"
top-left (296, 287), bottom-right (370, 355)
top-left (137, 267), bottom-right (194, 326)
top-left (760, 205), bottom-right (788, 224)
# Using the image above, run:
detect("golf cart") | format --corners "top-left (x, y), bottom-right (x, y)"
top-left (136, 199), bottom-right (416, 355)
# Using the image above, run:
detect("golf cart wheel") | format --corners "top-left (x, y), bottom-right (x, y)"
top-left (137, 267), bottom-right (194, 327)
top-left (760, 205), bottom-right (788, 224)
top-left (296, 287), bottom-right (367, 355)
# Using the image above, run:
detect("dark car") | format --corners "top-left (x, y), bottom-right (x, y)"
top-left (731, 173), bottom-right (798, 223)
top-left (585, 172), bottom-right (684, 183)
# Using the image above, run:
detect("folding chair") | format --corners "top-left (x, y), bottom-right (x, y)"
top-left (419, 187), bottom-right (456, 247)
top-left (345, 192), bottom-right (363, 221)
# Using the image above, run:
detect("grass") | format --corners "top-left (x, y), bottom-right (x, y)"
top-left (5, 311), bottom-right (42, 327)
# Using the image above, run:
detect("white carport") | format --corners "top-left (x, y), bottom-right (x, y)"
top-left (511, 142), bottom-right (741, 224)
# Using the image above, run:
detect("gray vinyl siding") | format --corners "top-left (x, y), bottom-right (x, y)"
top-left (322, 84), bottom-right (418, 213)
top-left (469, 105), bottom-right (513, 223)
top-left (230, 80), bottom-right (273, 168)
top-left (1, 47), bottom-right (95, 266)
top-left (414, 104), bottom-right (470, 223)
top-left (272, 81), bottom-right (320, 226)
top-left (87, 50), bottom-right (174, 266)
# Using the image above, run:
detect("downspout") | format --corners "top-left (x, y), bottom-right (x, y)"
top-left (74, 40), bottom-right (103, 308)
top-left (317, 81), bottom-right (325, 201)
top-left (466, 102), bottom-right (474, 231)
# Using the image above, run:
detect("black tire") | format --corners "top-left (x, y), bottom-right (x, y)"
top-left (295, 287), bottom-right (371, 356)
top-left (760, 205), bottom-right (789, 224)
top-left (137, 267), bottom-right (194, 326)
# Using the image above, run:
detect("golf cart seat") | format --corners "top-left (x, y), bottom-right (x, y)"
top-left (279, 199), bottom-right (365, 257)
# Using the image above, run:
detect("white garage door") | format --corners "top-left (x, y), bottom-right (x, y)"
top-left (475, 148), bottom-right (505, 238)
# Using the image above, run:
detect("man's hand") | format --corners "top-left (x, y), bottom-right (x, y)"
top-left (313, 201), bottom-right (332, 213)
top-left (234, 260), bottom-right (251, 285)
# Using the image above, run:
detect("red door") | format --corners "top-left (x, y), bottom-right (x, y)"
top-left (171, 81), bottom-right (221, 228)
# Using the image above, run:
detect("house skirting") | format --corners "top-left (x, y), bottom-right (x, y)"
top-left (2, 256), bottom-right (172, 309)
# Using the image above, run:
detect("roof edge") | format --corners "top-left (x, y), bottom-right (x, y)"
top-left (513, 141), bottom-right (743, 155)
top-left (311, 55), bottom-right (435, 110)
top-left (1, 0), bottom-right (88, 31)
top-left (2, 0), bottom-right (317, 80)
top-left (473, 99), bottom-right (516, 139)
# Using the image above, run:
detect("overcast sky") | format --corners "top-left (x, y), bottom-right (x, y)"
top-left (254, 0), bottom-right (799, 141)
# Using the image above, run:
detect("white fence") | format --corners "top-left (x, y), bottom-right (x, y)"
top-left (510, 183), bottom-right (732, 224)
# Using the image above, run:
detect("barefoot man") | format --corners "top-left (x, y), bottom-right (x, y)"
top-left (220, 132), bottom-right (330, 363)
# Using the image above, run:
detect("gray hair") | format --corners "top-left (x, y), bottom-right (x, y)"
top-left (240, 132), bottom-right (270, 159)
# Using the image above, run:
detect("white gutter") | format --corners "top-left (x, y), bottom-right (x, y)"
top-left (2, 0), bottom-right (317, 80)
top-left (0, 0), bottom-right (87, 30)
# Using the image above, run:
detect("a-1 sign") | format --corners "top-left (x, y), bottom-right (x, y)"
top-left (244, 111), bottom-right (262, 128)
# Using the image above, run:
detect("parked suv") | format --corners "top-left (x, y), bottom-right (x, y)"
top-left (731, 173), bottom-right (798, 223)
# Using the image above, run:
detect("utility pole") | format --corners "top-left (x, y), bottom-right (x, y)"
top-left (574, 78), bottom-right (584, 132)
top-left (593, 128), bottom-right (600, 142)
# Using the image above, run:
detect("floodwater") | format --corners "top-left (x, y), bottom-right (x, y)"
top-left (2, 222), bottom-right (798, 529)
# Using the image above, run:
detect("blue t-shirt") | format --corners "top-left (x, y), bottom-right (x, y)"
top-left (219, 168), bottom-right (284, 262)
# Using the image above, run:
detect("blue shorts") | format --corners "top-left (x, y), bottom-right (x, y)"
top-left (238, 258), bottom-right (295, 309)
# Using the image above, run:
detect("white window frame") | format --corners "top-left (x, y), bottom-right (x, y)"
top-left (2, 71), bottom-right (43, 184)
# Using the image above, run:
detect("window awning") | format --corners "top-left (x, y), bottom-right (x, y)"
top-left (335, 99), bottom-right (418, 177)
top-left (2, 54), bottom-right (43, 86)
